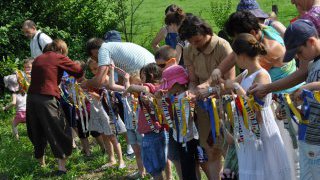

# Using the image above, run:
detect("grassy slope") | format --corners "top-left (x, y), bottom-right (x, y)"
top-left (0, 0), bottom-right (296, 179)
top-left (132, 0), bottom-right (297, 50)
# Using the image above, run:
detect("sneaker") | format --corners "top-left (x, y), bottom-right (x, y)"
top-left (126, 153), bottom-right (136, 160)
top-left (126, 171), bottom-right (142, 179)
top-left (118, 163), bottom-right (126, 169)
top-left (127, 145), bottom-right (134, 155)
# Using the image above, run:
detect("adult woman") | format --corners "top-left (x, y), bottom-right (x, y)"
top-left (179, 14), bottom-right (235, 179)
top-left (26, 39), bottom-right (83, 175)
top-left (151, 4), bottom-right (186, 64)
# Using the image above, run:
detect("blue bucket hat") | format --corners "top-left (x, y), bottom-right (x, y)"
top-left (104, 30), bottom-right (122, 42)
top-left (237, 0), bottom-right (269, 19)
top-left (283, 19), bottom-right (318, 62)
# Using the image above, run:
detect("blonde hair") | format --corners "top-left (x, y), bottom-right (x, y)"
top-left (129, 70), bottom-right (141, 83)
top-left (23, 57), bottom-right (34, 65)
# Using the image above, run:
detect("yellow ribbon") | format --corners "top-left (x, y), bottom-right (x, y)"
top-left (248, 95), bottom-right (261, 112)
top-left (153, 98), bottom-right (162, 124)
top-left (284, 93), bottom-right (309, 124)
top-left (181, 98), bottom-right (187, 136)
top-left (16, 70), bottom-right (29, 92)
top-left (226, 100), bottom-right (234, 126)
top-left (211, 98), bottom-right (220, 137)
top-left (240, 96), bottom-right (249, 129)
top-left (314, 91), bottom-right (320, 103)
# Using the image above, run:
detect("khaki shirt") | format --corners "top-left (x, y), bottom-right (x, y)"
top-left (184, 35), bottom-right (232, 84)
top-left (183, 35), bottom-right (232, 147)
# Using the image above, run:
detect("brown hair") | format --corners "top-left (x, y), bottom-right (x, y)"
top-left (232, 33), bottom-right (267, 58)
top-left (23, 57), bottom-right (34, 65)
top-left (178, 14), bottom-right (213, 41)
top-left (140, 63), bottom-right (162, 83)
top-left (155, 45), bottom-right (177, 61)
top-left (50, 39), bottom-right (68, 55)
top-left (86, 38), bottom-right (104, 56)
top-left (165, 8), bottom-right (185, 26)
top-left (22, 20), bottom-right (36, 29)
top-left (164, 4), bottom-right (181, 15)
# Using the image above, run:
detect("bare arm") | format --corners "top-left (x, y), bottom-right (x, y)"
top-left (151, 27), bottom-right (167, 52)
top-left (3, 93), bottom-right (17, 111)
top-left (84, 65), bottom-right (109, 89)
top-left (125, 84), bottom-right (150, 95)
top-left (271, 21), bottom-right (286, 38)
top-left (265, 62), bottom-right (307, 92)
top-left (249, 61), bottom-right (308, 97)
top-left (298, 82), bottom-right (320, 91)
top-left (107, 65), bottom-right (127, 92)
top-left (186, 64), bottom-right (199, 93)
top-left (176, 45), bottom-right (183, 64)
top-left (218, 52), bottom-right (237, 75)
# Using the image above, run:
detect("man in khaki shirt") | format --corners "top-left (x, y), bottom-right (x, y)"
top-left (180, 14), bottom-right (235, 179)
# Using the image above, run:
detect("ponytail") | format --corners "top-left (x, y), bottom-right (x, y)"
top-left (165, 8), bottom-right (186, 26)
top-left (232, 33), bottom-right (266, 58)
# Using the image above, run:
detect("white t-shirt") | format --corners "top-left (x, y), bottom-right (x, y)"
top-left (98, 42), bottom-right (155, 74)
top-left (30, 30), bottom-right (52, 58)
top-left (16, 93), bottom-right (27, 112)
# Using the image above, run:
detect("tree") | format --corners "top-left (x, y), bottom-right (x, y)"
top-left (0, 0), bottom-right (124, 61)
top-left (116, 0), bottom-right (145, 42)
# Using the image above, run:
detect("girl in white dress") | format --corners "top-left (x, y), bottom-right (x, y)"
top-left (223, 33), bottom-right (293, 180)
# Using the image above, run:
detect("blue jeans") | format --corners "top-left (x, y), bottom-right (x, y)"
top-left (141, 131), bottom-right (167, 176)
top-left (299, 141), bottom-right (320, 180)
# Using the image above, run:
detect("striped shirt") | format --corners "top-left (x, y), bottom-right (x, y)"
top-left (305, 58), bottom-right (320, 145)
top-left (98, 42), bottom-right (155, 73)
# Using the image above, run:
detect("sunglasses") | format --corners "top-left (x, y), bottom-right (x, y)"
top-left (156, 58), bottom-right (176, 68)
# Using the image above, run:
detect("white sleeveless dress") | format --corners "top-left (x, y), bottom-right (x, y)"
top-left (238, 69), bottom-right (293, 180)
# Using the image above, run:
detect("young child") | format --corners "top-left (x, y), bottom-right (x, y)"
top-left (154, 45), bottom-right (183, 180)
top-left (124, 63), bottom-right (166, 180)
top-left (109, 66), bottom-right (146, 178)
top-left (285, 19), bottom-right (320, 180)
top-left (158, 64), bottom-right (204, 180)
top-left (3, 58), bottom-right (33, 140)
top-left (223, 33), bottom-right (292, 180)
top-left (155, 45), bottom-right (178, 70)
top-left (87, 59), bottom-right (126, 169)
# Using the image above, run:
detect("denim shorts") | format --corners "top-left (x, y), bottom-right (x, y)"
top-left (299, 141), bottom-right (320, 180)
top-left (141, 131), bottom-right (167, 176)
top-left (127, 129), bottom-right (142, 145)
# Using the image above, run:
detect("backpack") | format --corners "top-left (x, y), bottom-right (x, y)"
top-left (37, 32), bottom-right (43, 51)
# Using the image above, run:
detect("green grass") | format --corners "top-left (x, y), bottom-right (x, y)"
top-left (0, 0), bottom-right (297, 179)
top-left (130, 0), bottom-right (298, 50)
top-left (0, 112), bottom-right (149, 180)
top-left (0, 112), bottom-right (181, 179)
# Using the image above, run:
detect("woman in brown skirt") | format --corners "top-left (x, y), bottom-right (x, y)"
top-left (26, 39), bottom-right (83, 175)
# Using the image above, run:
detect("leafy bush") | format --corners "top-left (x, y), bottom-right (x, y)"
top-left (210, 0), bottom-right (232, 30)
top-left (0, 0), bottom-right (123, 61)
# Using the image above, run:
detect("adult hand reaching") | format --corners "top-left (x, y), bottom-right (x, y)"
top-left (210, 68), bottom-right (222, 84)
top-left (248, 83), bottom-right (270, 98)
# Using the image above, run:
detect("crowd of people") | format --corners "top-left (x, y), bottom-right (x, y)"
top-left (2, 0), bottom-right (320, 179)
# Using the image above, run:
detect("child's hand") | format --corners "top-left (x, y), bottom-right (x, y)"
top-left (292, 88), bottom-right (303, 102)
top-left (224, 80), bottom-right (235, 90)
top-left (124, 73), bottom-right (130, 81)
top-left (210, 68), bottom-right (222, 84)
top-left (154, 90), bottom-right (168, 98)
top-left (123, 87), bottom-right (132, 97)
top-left (186, 90), bottom-right (196, 101)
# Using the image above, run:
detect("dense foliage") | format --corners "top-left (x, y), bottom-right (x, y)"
top-left (0, 0), bottom-right (123, 61)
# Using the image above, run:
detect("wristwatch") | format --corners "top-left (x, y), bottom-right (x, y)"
top-left (208, 87), bottom-right (214, 94)
top-left (233, 83), bottom-right (241, 91)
